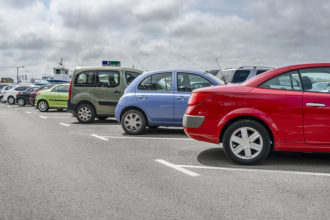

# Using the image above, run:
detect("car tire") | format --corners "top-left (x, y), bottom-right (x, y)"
top-left (76, 104), bottom-right (95, 123)
top-left (17, 98), bottom-right (26, 107)
top-left (38, 100), bottom-right (49, 112)
top-left (121, 109), bottom-right (146, 135)
top-left (97, 116), bottom-right (108, 120)
top-left (7, 96), bottom-right (15, 105)
top-left (222, 119), bottom-right (271, 165)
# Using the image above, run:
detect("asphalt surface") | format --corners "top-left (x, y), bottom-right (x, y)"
top-left (1, 103), bottom-right (330, 220)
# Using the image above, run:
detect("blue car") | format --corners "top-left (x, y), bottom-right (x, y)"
top-left (115, 69), bottom-right (223, 134)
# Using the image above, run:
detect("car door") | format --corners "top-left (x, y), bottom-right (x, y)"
top-left (56, 85), bottom-right (69, 108)
top-left (137, 72), bottom-right (174, 122)
top-left (94, 70), bottom-right (123, 115)
top-left (257, 70), bottom-right (304, 144)
top-left (174, 72), bottom-right (214, 122)
top-left (49, 86), bottom-right (60, 107)
top-left (300, 67), bottom-right (330, 145)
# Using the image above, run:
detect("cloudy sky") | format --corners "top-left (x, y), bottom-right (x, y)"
top-left (0, 0), bottom-right (330, 79)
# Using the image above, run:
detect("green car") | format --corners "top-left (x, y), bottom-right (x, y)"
top-left (35, 84), bottom-right (70, 112)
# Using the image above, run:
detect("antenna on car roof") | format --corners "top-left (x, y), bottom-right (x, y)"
top-left (133, 57), bottom-right (148, 72)
top-left (216, 58), bottom-right (227, 84)
top-left (173, 52), bottom-right (208, 72)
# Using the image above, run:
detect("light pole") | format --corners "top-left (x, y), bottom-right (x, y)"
top-left (16, 66), bottom-right (24, 83)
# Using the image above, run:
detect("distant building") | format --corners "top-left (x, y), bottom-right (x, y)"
top-left (0, 77), bottom-right (14, 83)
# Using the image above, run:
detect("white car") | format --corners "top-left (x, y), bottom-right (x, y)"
top-left (3, 85), bottom-right (32, 104)
top-left (0, 85), bottom-right (13, 103)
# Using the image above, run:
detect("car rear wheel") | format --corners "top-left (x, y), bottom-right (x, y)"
top-left (222, 120), bottom-right (271, 165)
top-left (38, 100), bottom-right (49, 112)
top-left (17, 98), bottom-right (26, 107)
top-left (121, 110), bottom-right (146, 135)
top-left (7, 96), bottom-right (15, 105)
top-left (76, 104), bottom-right (95, 123)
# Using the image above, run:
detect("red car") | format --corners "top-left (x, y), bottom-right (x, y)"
top-left (184, 63), bottom-right (330, 165)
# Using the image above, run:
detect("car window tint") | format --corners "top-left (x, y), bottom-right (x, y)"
top-left (75, 71), bottom-right (95, 86)
top-left (232, 70), bottom-right (250, 83)
top-left (96, 71), bottom-right (120, 88)
top-left (57, 85), bottom-right (69, 92)
top-left (177, 72), bottom-right (213, 92)
top-left (300, 67), bottom-right (330, 93)
top-left (256, 70), bottom-right (268, 75)
top-left (125, 71), bottom-right (141, 85)
top-left (138, 73), bottom-right (172, 91)
top-left (259, 71), bottom-right (302, 91)
top-left (51, 86), bottom-right (59, 92)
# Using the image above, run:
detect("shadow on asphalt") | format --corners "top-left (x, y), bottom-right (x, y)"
top-left (121, 127), bottom-right (187, 138)
top-left (197, 148), bottom-right (330, 173)
top-left (71, 119), bottom-right (119, 125)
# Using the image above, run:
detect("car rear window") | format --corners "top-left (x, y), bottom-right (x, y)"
top-left (125, 71), bottom-right (141, 85)
top-left (232, 70), bottom-right (250, 83)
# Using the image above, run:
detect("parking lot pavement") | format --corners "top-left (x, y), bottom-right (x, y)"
top-left (1, 104), bottom-right (330, 219)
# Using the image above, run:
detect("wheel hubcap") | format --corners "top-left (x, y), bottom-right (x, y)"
top-left (78, 107), bottom-right (92, 121)
top-left (9, 97), bottom-right (14, 104)
top-left (124, 113), bottom-right (142, 131)
top-left (230, 127), bottom-right (263, 159)
top-left (39, 101), bottom-right (47, 111)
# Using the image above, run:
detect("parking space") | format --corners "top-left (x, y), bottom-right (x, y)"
top-left (1, 103), bottom-right (330, 219)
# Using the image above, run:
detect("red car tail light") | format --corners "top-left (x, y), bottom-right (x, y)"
top-left (36, 92), bottom-right (40, 96)
top-left (16, 92), bottom-right (20, 96)
top-left (188, 93), bottom-right (212, 106)
top-left (68, 81), bottom-right (72, 99)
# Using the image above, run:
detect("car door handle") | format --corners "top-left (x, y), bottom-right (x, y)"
top-left (138, 95), bottom-right (147, 100)
top-left (114, 90), bottom-right (121, 94)
top-left (306, 103), bottom-right (326, 107)
top-left (176, 96), bottom-right (186, 101)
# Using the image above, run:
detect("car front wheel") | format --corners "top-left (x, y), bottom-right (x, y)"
top-left (222, 119), bottom-right (271, 165)
top-left (38, 100), bottom-right (49, 112)
top-left (121, 110), bottom-right (146, 135)
top-left (17, 98), bottom-right (26, 107)
top-left (76, 104), bottom-right (95, 123)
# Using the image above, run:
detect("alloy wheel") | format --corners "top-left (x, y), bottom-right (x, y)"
top-left (229, 127), bottom-right (263, 160)
top-left (38, 101), bottom-right (48, 112)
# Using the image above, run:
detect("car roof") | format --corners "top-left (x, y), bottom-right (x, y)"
top-left (73, 66), bottom-right (143, 73)
top-left (244, 63), bottom-right (330, 87)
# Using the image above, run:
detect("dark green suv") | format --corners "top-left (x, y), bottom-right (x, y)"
top-left (67, 66), bottom-right (142, 123)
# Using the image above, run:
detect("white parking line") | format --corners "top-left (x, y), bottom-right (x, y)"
top-left (59, 123), bottom-right (70, 127)
top-left (103, 136), bottom-right (192, 141)
top-left (155, 159), bottom-right (200, 177)
top-left (40, 116), bottom-right (47, 119)
top-left (91, 134), bottom-right (109, 141)
top-left (179, 165), bottom-right (330, 178)
top-left (25, 111), bottom-right (31, 114)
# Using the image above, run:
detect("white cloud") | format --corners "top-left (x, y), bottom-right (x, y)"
top-left (0, 0), bottom-right (330, 79)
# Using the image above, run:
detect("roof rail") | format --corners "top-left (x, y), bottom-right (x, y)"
top-left (238, 66), bottom-right (273, 69)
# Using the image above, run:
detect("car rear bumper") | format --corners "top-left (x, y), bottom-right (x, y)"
top-left (67, 99), bottom-right (76, 114)
top-left (183, 114), bottom-right (205, 128)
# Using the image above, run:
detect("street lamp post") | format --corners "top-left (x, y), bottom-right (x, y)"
top-left (16, 66), bottom-right (24, 83)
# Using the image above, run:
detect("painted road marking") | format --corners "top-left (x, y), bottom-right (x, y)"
top-left (25, 111), bottom-right (31, 114)
top-left (40, 116), bottom-right (47, 119)
top-left (59, 123), bottom-right (70, 127)
top-left (155, 159), bottom-right (200, 177)
top-left (179, 165), bottom-right (330, 178)
top-left (91, 134), bottom-right (109, 141)
top-left (103, 136), bottom-right (192, 141)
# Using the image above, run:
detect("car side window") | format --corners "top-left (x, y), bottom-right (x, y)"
top-left (15, 87), bottom-right (27, 91)
top-left (51, 86), bottom-right (59, 92)
top-left (96, 71), bottom-right (120, 88)
top-left (177, 72), bottom-right (213, 92)
top-left (138, 73), bottom-right (172, 91)
top-left (74, 71), bottom-right (95, 87)
top-left (57, 85), bottom-right (69, 93)
top-left (259, 71), bottom-right (302, 91)
top-left (232, 70), bottom-right (250, 83)
top-left (299, 67), bottom-right (330, 93)
top-left (125, 71), bottom-right (141, 85)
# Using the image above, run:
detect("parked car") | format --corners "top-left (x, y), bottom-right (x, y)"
top-left (3, 85), bottom-right (33, 104)
top-left (184, 63), bottom-right (330, 165)
top-left (35, 84), bottom-right (69, 112)
top-left (30, 84), bottom-right (55, 106)
top-left (115, 69), bottom-right (224, 135)
top-left (67, 66), bottom-right (143, 123)
top-left (0, 85), bottom-right (13, 102)
top-left (16, 87), bottom-right (40, 106)
top-left (217, 66), bottom-right (272, 84)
